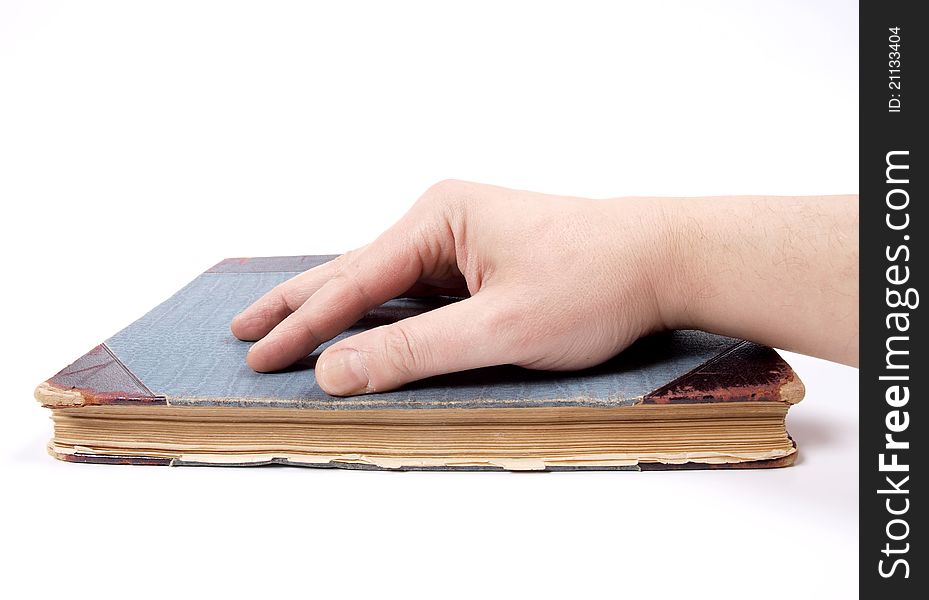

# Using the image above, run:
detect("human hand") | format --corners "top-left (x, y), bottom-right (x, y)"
top-left (231, 180), bottom-right (677, 395)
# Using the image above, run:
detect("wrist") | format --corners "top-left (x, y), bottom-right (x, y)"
top-left (600, 196), bottom-right (701, 334)
top-left (639, 197), bottom-right (708, 332)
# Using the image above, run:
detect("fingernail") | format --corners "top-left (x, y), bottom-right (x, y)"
top-left (317, 349), bottom-right (369, 396)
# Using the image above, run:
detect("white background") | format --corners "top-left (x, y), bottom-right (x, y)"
top-left (0, 1), bottom-right (858, 598)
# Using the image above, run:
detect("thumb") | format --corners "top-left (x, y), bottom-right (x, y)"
top-left (315, 293), bottom-right (514, 396)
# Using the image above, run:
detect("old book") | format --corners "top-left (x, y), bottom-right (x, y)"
top-left (35, 255), bottom-right (805, 471)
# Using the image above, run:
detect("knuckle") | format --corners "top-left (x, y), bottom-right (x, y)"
top-left (428, 178), bottom-right (467, 194)
top-left (254, 303), bottom-right (281, 323)
top-left (281, 317), bottom-right (321, 349)
top-left (279, 290), bottom-right (302, 313)
top-left (263, 281), bottom-right (301, 314)
top-left (379, 325), bottom-right (426, 379)
top-left (419, 179), bottom-right (473, 208)
top-left (337, 247), bottom-right (361, 265)
top-left (330, 271), bottom-right (375, 308)
top-left (415, 180), bottom-right (486, 232)
top-left (332, 244), bottom-right (372, 276)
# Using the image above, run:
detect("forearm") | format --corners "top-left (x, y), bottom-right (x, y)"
top-left (650, 195), bottom-right (859, 366)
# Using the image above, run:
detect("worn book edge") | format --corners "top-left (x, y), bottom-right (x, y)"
top-left (35, 340), bottom-right (804, 408)
top-left (46, 441), bottom-right (798, 471)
